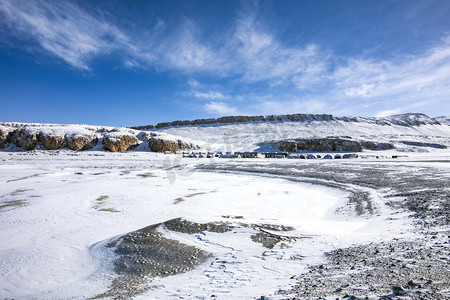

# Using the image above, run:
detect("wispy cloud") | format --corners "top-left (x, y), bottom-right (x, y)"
top-left (159, 18), bottom-right (223, 72)
top-left (192, 90), bottom-right (226, 100)
top-left (0, 0), bottom-right (138, 70)
top-left (232, 11), bottom-right (327, 86)
top-left (205, 102), bottom-right (239, 116)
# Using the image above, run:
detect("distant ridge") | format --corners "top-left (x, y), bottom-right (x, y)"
top-left (435, 116), bottom-right (450, 126)
top-left (131, 113), bottom-right (441, 130)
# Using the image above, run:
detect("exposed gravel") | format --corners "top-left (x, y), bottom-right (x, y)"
top-left (278, 232), bottom-right (450, 299)
top-left (92, 218), bottom-right (303, 299)
top-left (92, 218), bottom-right (213, 299)
top-left (198, 160), bottom-right (450, 299)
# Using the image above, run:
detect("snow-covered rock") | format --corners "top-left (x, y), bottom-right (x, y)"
top-left (39, 133), bottom-right (65, 150)
top-left (148, 138), bottom-right (198, 152)
top-left (102, 135), bottom-right (139, 152)
top-left (102, 129), bottom-right (139, 152)
top-left (66, 134), bottom-right (98, 151)
top-left (13, 127), bottom-right (39, 150)
top-left (148, 138), bottom-right (179, 152)
top-left (0, 125), bottom-right (14, 148)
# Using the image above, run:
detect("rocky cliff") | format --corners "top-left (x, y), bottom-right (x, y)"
top-left (132, 113), bottom-right (442, 130)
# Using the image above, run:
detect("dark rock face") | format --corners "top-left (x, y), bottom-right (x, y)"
top-left (278, 141), bottom-right (298, 152)
top-left (13, 128), bottom-right (39, 151)
top-left (277, 138), bottom-right (362, 152)
top-left (132, 114), bottom-right (335, 130)
top-left (39, 133), bottom-right (65, 150)
top-left (66, 134), bottom-right (98, 151)
top-left (401, 141), bottom-right (447, 149)
top-left (361, 141), bottom-right (395, 150)
top-left (131, 112), bottom-right (442, 131)
top-left (102, 135), bottom-right (139, 152)
top-left (0, 127), bottom-right (13, 148)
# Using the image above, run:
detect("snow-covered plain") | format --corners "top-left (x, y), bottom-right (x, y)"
top-left (1, 150), bottom-right (436, 299)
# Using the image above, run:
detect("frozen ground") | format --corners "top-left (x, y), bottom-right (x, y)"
top-left (0, 150), bottom-right (449, 299)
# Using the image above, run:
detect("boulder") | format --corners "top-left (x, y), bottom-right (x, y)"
top-left (66, 134), bottom-right (98, 151)
top-left (102, 135), bottom-right (138, 152)
top-left (148, 137), bottom-right (199, 152)
top-left (148, 138), bottom-right (180, 153)
top-left (0, 126), bottom-right (13, 148)
top-left (13, 128), bottom-right (39, 151)
top-left (39, 133), bottom-right (65, 150)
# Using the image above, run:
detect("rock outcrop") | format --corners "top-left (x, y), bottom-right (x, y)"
top-left (66, 134), bottom-right (98, 151)
top-left (401, 141), bottom-right (447, 149)
top-left (0, 123), bottom-right (199, 153)
top-left (0, 126), bottom-right (13, 148)
top-left (148, 138), bottom-right (199, 152)
top-left (276, 138), bottom-right (363, 152)
top-left (102, 135), bottom-right (139, 152)
top-left (148, 138), bottom-right (179, 152)
top-left (361, 141), bottom-right (395, 150)
top-left (13, 128), bottom-right (39, 151)
top-left (39, 133), bottom-right (65, 150)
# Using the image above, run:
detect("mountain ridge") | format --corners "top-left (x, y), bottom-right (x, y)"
top-left (131, 113), bottom-right (442, 130)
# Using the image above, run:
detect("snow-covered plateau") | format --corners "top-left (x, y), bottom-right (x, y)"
top-left (0, 113), bottom-right (449, 299)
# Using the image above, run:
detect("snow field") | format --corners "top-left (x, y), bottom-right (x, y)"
top-left (0, 151), bottom-right (415, 299)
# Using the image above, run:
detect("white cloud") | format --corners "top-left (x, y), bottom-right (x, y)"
top-left (0, 0), bottom-right (137, 70)
top-left (1, 0), bottom-right (449, 117)
top-left (188, 79), bottom-right (200, 88)
top-left (159, 18), bottom-right (225, 73)
top-left (330, 38), bottom-right (450, 106)
top-left (205, 102), bottom-right (239, 115)
top-left (375, 109), bottom-right (403, 118)
top-left (192, 90), bottom-right (226, 100)
top-left (231, 11), bottom-right (327, 86)
top-left (343, 84), bottom-right (376, 97)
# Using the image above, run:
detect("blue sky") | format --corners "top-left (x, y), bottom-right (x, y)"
top-left (0, 0), bottom-right (449, 126)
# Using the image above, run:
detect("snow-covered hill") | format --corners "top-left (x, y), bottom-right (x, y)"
top-left (2, 113), bottom-right (450, 153)
top-left (144, 113), bottom-right (450, 152)
top-left (435, 116), bottom-right (450, 125)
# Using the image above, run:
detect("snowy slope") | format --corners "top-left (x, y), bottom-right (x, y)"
top-left (147, 113), bottom-right (450, 152)
top-left (435, 116), bottom-right (450, 125)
